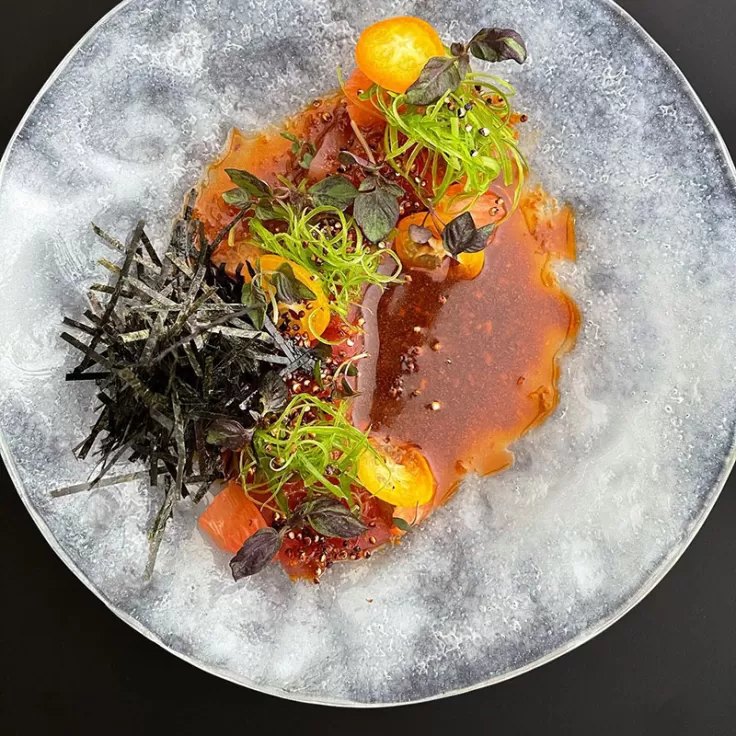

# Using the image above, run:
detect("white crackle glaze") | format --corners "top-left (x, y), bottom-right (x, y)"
top-left (1, 0), bottom-right (735, 706)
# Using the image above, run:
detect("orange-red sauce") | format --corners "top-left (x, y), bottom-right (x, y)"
top-left (194, 90), bottom-right (580, 568)
top-left (353, 190), bottom-right (579, 511)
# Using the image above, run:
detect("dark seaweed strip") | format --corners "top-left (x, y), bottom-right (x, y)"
top-left (88, 430), bottom-right (144, 491)
top-left (96, 392), bottom-right (115, 407)
top-left (169, 219), bottom-right (186, 256)
top-left (187, 235), bottom-right (210, 302)
top-left (65, 371), bottom-right (110, 382)
top-left (262, 314), bottom-right (296, 361)
top-left (182, 342), bottom-right (203, 378)
top-left (166, 252), bottom-right (194, 278)
top-left (125, 277), bottom-right (178, 307)
top-left (145, 477), bottom-right (176, 579)
top-left (92, 223), bottom-right (124, 250)
top-left (238, 349), bottom-right (290, 365)
top-left (208, 326), bottom-right (273, 342)
top-left (280, 350), bottom-right (316, 377)
top-left (87, 292), bottom-right (105, 317)
top-left (210, 209), bottom-right (247, 251)
top-left (114, 367), bottom-right (167, 410)
top-left (50, 469), bottom-right (164, 497)
top-left (139, 228), bottom-right (162, 267)
top-left (165, 286), bottom-right (218, 342)
top-left (62, 316), bottom-right (97, 336)
top-left (183, 188), bottom-right (196, 221)
top-left (83, 309), bottom-right (103, 325)
top-left (149, 407), bottom-right (174, 433)
top-left (184, 218), bottom-right (197, 260)
top-left (97, 257), bottom-right (121, 274)
top-left (78, 221), bottom-right (144, 371)
top-left (155, 247), bottom-right (175, 291)
top-left (140, 310), bottom-right (166, 365)
top-left (74, 410), bottom-right (108, 459)
top-left (93, 223), bottom-right (158, 273)
top-left (203, 355), bottom-right (214, 398)
top-left (61, 331), bottom-right (114, 368)
top-left (149, 450), bottom-right (159, 486)
top-left (120, 329), bottom-right (151, 343)
top-left (89, 283), bottom-right (135, 299)
top-left (171, 392), bottom-right (187, 500)
top-left (151, 308), bottom-right (254, 364)
top-left (192, 481), bottom-right (212, 504)
top-left (127, 303), bottom-right (243, 314)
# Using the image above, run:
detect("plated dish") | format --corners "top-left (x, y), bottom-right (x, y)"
top-left (60, 16), bottom-right (578, 583)
top-left (2, 0), bottom-right (736, 706)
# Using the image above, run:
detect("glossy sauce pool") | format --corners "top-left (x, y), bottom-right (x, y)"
top-left (194, 93), bottom-right (580, 526)
top-left (353, 191), bottom-right (580, 511)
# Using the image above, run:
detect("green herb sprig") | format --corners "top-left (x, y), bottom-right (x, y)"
top-left (280, 131), bottom-right (318, 170)
top-left (355, 25), bottom-right (528, 210)
top-left (372, 76), bottom-right (526, 208)
top-left (248, 203), bottom-right (402, 320)
top-left (240, 393), bottom-right (381, 513)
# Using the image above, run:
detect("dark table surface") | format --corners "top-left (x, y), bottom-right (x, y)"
top-left (1, 0), bottom-right (735, 733)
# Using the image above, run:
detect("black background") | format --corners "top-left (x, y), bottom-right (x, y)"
top-left (1, 1), bottom-right (735, 733)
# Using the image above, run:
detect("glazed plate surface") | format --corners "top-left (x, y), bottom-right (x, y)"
top-left (1, 0), bottom-right (735, 705)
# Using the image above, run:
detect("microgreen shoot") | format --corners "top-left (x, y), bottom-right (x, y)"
top-left (280, 131), bottom-right (318, 170)
top-left (354, 24), bottom-right (528, 212)
top-left (248, 204), bottom-right (401, 319)
top-left (371, 76), bottom-right (526, 208)
top-left (241, 393), bottom-right (385, 509)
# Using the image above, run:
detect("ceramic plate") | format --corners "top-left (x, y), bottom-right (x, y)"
top-left (1, 0), bottom-right (735, 706)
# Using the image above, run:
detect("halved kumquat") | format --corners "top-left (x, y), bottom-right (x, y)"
top-left (355, 16), bottom-right (445, 94)
top-left (393, 213), bottom-right (444, 270)
top-left (358, 439), bottom-right (436, 508)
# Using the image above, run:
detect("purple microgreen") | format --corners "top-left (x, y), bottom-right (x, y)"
top-left (308, 175), bottom-right (358, 210)
top-left (299, 496), bottom-right (368, 539)
top-left (450, 42), bottom-right (466, 57)
top-left (254, 202), bottom-right (288, 222)
top-left (221, 188), bottom-right (252, 209)
top-left (230, 527), bottom-right (282, 580)
top-left (468, 28), bottom-right (528, 64)
top-left (353, 177), bottom-right (401, 243)
top-left (392, 517), bottom-right (412, 532)
top-left (206, 418), bottom-right (255, 451)
top-left (225, 168), bottom-right (272, 197)
top-left (259, 371), bottom-right (289, 415)
top-left (442, 212), bottom-right (496, 257)
top-left (405, 56), bottom-right (463, 105)
top-left (271, 262), bottom-right (317, 303)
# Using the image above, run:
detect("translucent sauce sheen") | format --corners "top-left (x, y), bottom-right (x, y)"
top-left (354, 192), bottom-right (579, 509)
top-left (194, 92), bottom-right (580, 528)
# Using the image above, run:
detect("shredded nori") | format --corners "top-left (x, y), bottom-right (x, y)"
top-left (58, 199), bottom-right (317, 576)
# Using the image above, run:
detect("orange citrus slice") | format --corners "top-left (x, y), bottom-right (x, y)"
top-left (355, 16), bottom-right (445, 94)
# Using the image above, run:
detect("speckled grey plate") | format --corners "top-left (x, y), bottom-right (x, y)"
top-left (1, 0), bottom-right (735, 707)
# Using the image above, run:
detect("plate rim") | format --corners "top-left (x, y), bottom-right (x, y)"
top-left (1, 0), bottom-right (734, 707)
